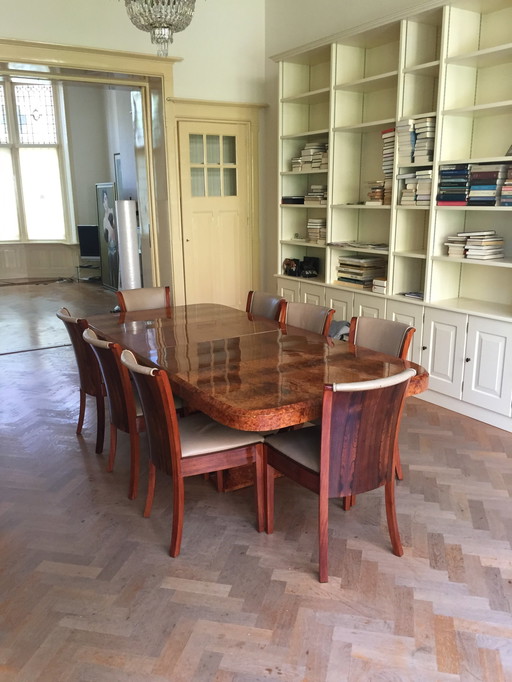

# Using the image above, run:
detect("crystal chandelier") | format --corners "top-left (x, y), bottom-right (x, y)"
top-left (123, 0), bottom-right (197, 57)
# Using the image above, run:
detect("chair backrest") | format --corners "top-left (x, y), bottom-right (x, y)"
top-left (348, 316), bottom-right (415, 359)
top-left (120, 349), bottom-right (180, 477)
top-left (246, 290), bottom-right (286, 321)
top-left (82, 328), bottom-right (138, 432)
top-left (284, 301), bottom-right (335, 336)
top-left (116, 286), bottom-right (171, 312)
top-left (321, 368), bottom-right (415, 499)
top-left (56, 307), bottom-right (103, 397)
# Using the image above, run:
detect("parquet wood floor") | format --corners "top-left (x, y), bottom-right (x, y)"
top-left (1, 282), bottom-right (512, 681)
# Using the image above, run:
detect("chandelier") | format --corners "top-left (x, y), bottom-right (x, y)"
top-left (123, 0), bottom-right (197, 57)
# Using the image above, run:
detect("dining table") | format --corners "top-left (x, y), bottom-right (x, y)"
top-left (87, 302), bottom-right (429, 432)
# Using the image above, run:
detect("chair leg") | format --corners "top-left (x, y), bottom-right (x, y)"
top-left (76, 389), bottom-right (86, 435)
top-left (342, 495), bottom-right (355, 511)
top-left (265, 463), bottom-right (275, 534)
top-left (384, 480), bottom-right (403, 557)
top-left (215, 471), bottom-right (225, 492)
top-left (254, 444), bottom-right (265, 533)
top-left (106, 424), bottom-right (117, 472)
top-left (169, 476), bottom-right (185, 557)
top-left (95, 394), bottom-right (105, 454)
top-left (128, 431), bottom-right (140, 500)
top-left (395, 445), bottom-right (403, 481)
top-left (318, 493), bottom-right (329, 583)
top-left (143, 461), bottom-right (156, 518)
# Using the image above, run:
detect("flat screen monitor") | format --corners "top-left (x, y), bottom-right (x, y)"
top-left (77, 225), bottom-right (100, 260)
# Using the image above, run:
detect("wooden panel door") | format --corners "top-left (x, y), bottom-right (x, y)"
top-left (422, 307), bottom-right (466, 399)
top-left (178, 120), bottom-right (252, 309)
top-left (463, 316), bottom-right (512, 416)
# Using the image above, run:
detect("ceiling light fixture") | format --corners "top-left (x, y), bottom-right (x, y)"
top-left (122, 0), bottom-right (197, 57)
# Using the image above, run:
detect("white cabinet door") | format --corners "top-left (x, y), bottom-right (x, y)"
top-left (276, 277), bottom-right (300, 302)
top-left (422, 308), bottom-right (466, 399)
top-left (353, 293), bottom-right (386, 319)
top-left (300, 281), bottom-right (326, 306)
top-left (386, 299), bottom-right (424, 363)
top-left (326, 287), bottom-right (353, 321)
top-left (463, 316), bottom-right (512, 416)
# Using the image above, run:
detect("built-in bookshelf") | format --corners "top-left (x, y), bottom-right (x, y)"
top-left (274, 1), bottom-right (512, 431)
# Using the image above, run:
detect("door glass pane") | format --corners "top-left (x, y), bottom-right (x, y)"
top-left (207, 168), bottom-right (221, 196)
top-left (223, 168), bottom-right (237, 196)
top-left (19, 148), bottom-right (66, 239)
top-left (191, 167), bottom-right (205, 197)
top-left (0, 85), bottom-right (8, 144)
top-left (206, 135), bottom-right (220, 164)
top-left (14, 81), bottom-right (57, 144)
top-left (223, 136), bottom-right (236, 164)
top-left (189, 134), bottom-right (204, 164)
top-left (0, 149), bottom-right (20, 239)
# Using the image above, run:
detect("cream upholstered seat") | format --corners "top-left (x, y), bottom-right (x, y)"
top-left (282, 301), bottom-right (335, 336)
top-left (116, 286), bottom-right (171, 312)
top-left (82, 328), bottom-right (146, 500)
top-left (56, 307), bottom-right (105, 454)
top-left (264, 368), bottom-right (416, 582)
top-left (246, 290), bottom-right (286, 321)
top-left (120, 349), bottom-right (265, 557)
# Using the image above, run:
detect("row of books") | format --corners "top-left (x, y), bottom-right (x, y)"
top-left (336, 254), bottom-right (387, 289)
top-left (437, 163), bottom-right (512, 206)
top-left (444, 230), bottom-right (505, 260)
top-left (396, 117), bottom-right (435, 165)
top-left (290, 141), bottom-right (328, 173)
top-left (381, 127), bottom-right (394, 204)
top-left (304, 184), bottom-right (327, 206)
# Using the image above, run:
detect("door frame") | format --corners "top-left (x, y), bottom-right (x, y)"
top-left (169, 98), bottom-right (263, 304)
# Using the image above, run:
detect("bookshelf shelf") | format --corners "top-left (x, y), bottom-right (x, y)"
top-left (333, 118), bottom-right (395, 133)
top-left (446, 42), bottom-right (512, 68)
top-left (443, 100), bottom-right (512, 117)
top-left (281, 87), bottom-right (330, 104)
top-left (433, 256), bottom-right (512, 268)
top-left (281, 170), bottom-right (328, 176)
top-left (334, 71), bottom-right (398, 93)
top-left (281, 129), bottom-right (329, 139)
top-left (403, 61), bottom-right (440, 76)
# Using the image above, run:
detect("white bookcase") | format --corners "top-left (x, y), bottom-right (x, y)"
top-left (274, 0), bottom-right (512, 431)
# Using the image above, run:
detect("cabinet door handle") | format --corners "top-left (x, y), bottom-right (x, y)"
top-left (422, 345), bottom-right (427, 350)
top-left (465, 357), bottom-right (471, 362)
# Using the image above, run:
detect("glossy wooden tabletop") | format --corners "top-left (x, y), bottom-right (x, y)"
top-left (88, 303), bottom-right (429, 431)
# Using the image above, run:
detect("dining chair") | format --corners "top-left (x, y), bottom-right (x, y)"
top-left (82, 328), bottom-right (146, 500)
top-left (282, 301), bottom-right (335, 336)
top-left (116, 286), bottom-right (171, 312)
top-left (246, 290), bottom-right (286, 322)
top-left (120, 349), bottom-right (265, 557)
top-left (56, 307), bottom-right (105, 454)
top-left (264, 367), bottom-right (416, 582)
top-left (347, 316), bottom-right (416, 491)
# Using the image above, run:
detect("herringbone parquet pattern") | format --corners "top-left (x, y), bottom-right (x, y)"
top-left (1, 282), bottom-right (511, 681)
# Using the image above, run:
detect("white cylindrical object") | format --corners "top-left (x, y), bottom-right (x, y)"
top-left (116, 199), bottom-right (141, 290)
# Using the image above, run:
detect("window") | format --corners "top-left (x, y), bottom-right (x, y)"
top-left (0, 77), bottom-right (68, 243)
top-left (189, 133), bottom-right (237, 198)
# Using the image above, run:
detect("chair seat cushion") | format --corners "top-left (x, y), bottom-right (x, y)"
top-left (265, 425), bottom-right (321, 472)
top-left (180, 412), bottom-right (264, 457)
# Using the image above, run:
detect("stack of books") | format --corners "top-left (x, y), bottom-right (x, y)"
top-left (443, 234), bottom-right (467, 257)
top-left (304, 184), bottom-right (327, 205)
top-left (336, 254), bottom-right (387, 289)
top-left (437, 164), bottom-right (470, 205)
top-left (372, 277), bottom-right (387, 294)
top-left (381, 127), bottom-right (395, 178)
top-left (467, 163), bottom-right (507, 206)
top-left (414, 117), bottom-right (436, 163)
top-left (500, 166), bottom-right (512, 206)
top-left (306, 218), bottom-right (326, 244)
top-left (463, 230), bottom-right (504, 260)
top-left (365, 180), bottom-right (385, 205)
top-left (399, 176), bottom-right (418, 205)
top-left (416, 169), bottom-right (433, 206)
top-left (291, 141), bottom-right (328, 172)
top-left (396, 118), bottom-right (415, 165)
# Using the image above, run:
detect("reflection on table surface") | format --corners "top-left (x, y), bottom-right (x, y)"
top-left (88, 303), bottom-right (428, 431)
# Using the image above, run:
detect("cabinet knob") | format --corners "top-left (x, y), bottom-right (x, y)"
top-left (465, 357), bottom-right (471, 362)
top-left (422, 346), bottom-right (427, 351)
